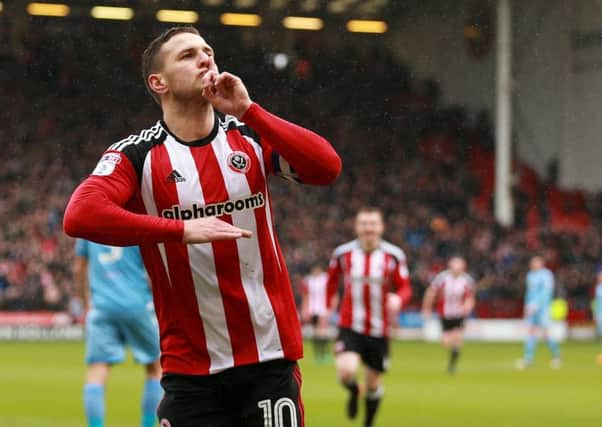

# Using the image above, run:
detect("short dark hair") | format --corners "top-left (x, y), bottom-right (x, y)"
top-left (141, 26), bottom-right (200, 104)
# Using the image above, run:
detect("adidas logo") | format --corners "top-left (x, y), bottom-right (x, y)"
top-left (166, 170), bottom-right (186, 183)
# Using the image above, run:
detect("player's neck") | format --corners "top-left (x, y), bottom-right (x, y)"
top-left (162, 100), bottom-right (215, 142)
top-left (359, 239), bottom-right (380, 252)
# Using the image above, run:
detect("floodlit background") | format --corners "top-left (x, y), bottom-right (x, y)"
top-left (0, 1), bottom-right (601, 426)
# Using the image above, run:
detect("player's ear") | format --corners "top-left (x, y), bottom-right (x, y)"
top-left (148, 73), bottom-right (168, 96)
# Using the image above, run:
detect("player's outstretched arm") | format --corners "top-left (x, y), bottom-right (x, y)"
top-left (201, 70), bottom-right (342, 185)
top-left (64, 176), bottom-right (184, 246)
top-left (65, 158), bottom-right (251, 246)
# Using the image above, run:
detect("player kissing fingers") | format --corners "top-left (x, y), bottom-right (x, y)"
top-left (201, 71), bottom-right (252, 119)
top-left (182, 216), bottom-right (252, 244)
top-left (214, 72), bottom-right (242, 91)
top-left (200, 71), bottom-right (218, 95)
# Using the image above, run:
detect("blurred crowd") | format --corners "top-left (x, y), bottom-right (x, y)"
top-left (0, 19), bottom-right (600, 320)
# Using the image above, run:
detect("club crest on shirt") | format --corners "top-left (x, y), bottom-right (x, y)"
top-left (228, 151), bottom-right (251, 174)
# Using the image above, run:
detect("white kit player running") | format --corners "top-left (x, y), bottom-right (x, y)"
top-left (422, 256), bottom-right (476, 374)
top-left (301, 265), bottom-right (331, 362)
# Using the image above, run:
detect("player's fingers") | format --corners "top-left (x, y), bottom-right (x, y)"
top-left (216, 71), bottom-right (236, 82)
top-left (202, 84), bottom-right (219, 101)
top-left (200, 71), bottom-right (216, 89)
top-left (210, 219), bottom-right (252, 238)
top-left (219, 224), bottom-right (253, 238)
top-left (237, 228), bottom-right (253, 238)
top-left (215, 72), bottom-right (240, 89)
top-left (202, 86), bottom-right (214, 99)
top-left (212, 230), bottom-right (251, 241)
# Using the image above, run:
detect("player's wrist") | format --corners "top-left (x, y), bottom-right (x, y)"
top-left (234, 99), bottom-right (253, 120)
top-left (240, 101), bottom-right (261, 122)
top-left (182, 221), bottom-right (193, 243)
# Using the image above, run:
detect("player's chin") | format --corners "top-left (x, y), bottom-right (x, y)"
top-left (174, 91), bottom-right (206, 105)
top-left (184, 87), bottom-right (209, 103)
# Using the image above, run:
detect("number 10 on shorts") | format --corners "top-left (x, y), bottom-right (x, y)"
top-left (257, 398), bottom-right (298, 427)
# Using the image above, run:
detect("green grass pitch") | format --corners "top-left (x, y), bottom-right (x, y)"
top-left (1, 341), bottom-right (601, 426)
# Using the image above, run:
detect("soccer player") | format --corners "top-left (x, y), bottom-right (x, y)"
top-left (422, 256), bottom-right (475, 375)
top-left (515, 255), bottom-right (562, 369)
top-left (300, 265), bottom-right (331, 362)
top-left (64, 26), bottom-right (341, 427)
top-left (593, 271), bottom-right (602, 339)
top-left (326, 207), bottom-right (412, 427)
top-left (74, 240), bottom-right (161, 427)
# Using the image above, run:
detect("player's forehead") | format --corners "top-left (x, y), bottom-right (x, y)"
top-left (161, 32), bottom-right (211, 58)
top-left (356, 212), bottom-right (383, 222)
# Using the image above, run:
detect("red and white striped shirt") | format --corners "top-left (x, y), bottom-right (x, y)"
top-left (430, 270), bottom-right (475, 318)
top-left (303, 272), bottom-right (329, 317)
top-left (326, 240), bottom-right (412, 338)
top-left (64, 103), bottom-right (341, 375)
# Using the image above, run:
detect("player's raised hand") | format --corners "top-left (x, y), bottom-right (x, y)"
top-left (182, 216), bottom-right (252, 244)
top-left (201, 71), bottom-right (252, 119)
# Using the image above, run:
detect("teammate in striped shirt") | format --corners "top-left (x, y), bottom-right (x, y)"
top-left (515, 256), bottom-right (561, 369)
top-left (64, 26), bottom-right (341, 427)
top-left (326, 207), bottom-right (412, 427)
top-left (74, 240), bottom-right (162, 427)
top-left (300, 265), bottom-right (331, 362)
top-left (422, 256), bottom-right (475, 374)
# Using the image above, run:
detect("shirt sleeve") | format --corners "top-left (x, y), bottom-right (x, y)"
top-left (430, 272), bottom-right (445, 291)
top-left (541, 272), bottom-right (555, 305)
top-left (263, 144), bottom-right (301, 183)
top-left (300, 278), bottom-right (309, 297)
top-left (525, 274), bottom-right (537, 309)
top-left (326, 252), bottom-right (343, 309)
top-left (241, 103), bottom-right (342, 185)
top-left (64, 150), bottom-right (184, 246)
top-left (465, 275), bottom-right (476, 298)
top-left (392, 256), bottom-right (412, 305)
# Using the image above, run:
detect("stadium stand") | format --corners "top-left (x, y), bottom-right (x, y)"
top-left (0, 21), bottom-right (599, 323)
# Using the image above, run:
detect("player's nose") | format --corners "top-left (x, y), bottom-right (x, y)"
top-left (197, 51), bottom-right (212, 68)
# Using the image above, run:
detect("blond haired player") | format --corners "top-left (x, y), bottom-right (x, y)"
top-left (327, 208), bottom-right (411, 427)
